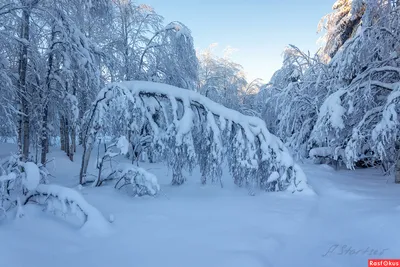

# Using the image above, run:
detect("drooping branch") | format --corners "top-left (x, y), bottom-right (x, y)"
top-left (25, 184), bottom-right (110, 234)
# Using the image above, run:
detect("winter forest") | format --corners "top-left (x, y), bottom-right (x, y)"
top-left (1, 0), bottom-right (400, 266)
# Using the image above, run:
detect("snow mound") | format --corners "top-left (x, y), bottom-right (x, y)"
top-left (309, 147), bottom-right (334, 158)
top-left (29, 184), bottom-right (110, 236)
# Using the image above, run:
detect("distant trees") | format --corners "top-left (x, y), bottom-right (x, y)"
top-left (197, 44), bottom-right (260, 112)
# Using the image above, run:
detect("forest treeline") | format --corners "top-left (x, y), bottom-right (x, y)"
top-left (0, 0), bottom-right (400, 181)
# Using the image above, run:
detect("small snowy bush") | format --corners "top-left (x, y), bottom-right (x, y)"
top-left (0, 155), bottom-right (48, 220)
top-left (114, 164), bottom-right (160, 197)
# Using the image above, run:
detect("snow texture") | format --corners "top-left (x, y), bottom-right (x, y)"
top-left (2, 145), bottom-right (400, 267)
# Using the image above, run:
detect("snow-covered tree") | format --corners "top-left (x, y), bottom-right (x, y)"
top-left (318, 0), bottom-right (365, 62)
top-left (257, 1), bottom-right (400, 181)
top-left (311, 1), bottom-right (400, 173)
top-left (197, 44), bottom-right (249, 110)
top-left (137, 21), bottom-right (199, 89)
top-left (79, 81), bottom-right (311, 194)
top-left (257, 45), bottom-right (332, 158)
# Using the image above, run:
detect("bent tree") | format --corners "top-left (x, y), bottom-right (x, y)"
top-left (79, 81), bottom-right (311, 193)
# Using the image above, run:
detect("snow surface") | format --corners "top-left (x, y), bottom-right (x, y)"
top-left (1, 144), bottom-right (400, 267)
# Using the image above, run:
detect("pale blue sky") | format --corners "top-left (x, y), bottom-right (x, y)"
top-left (143, 0), bottom-right (333, 82)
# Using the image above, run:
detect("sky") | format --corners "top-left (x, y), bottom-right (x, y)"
top-left (143, 0), bottom-right (334, 83)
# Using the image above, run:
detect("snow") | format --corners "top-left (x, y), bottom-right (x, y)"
top-left (31, 184), bottom-right (111, 236)
top-left (317, 89), bottom-right (346, 130)
top-left (175, 98), bottom-right (194, 145)
top-left (116, 136), bottom-right (129, 155)
top-left (65, 93), bottom-right (79, 123)
top-left (0, 172), bottom-right (16, 182)
top-left (116, 163), bottom-right (160, 196)
top-left (309, 147), bottom-right (334, 158)
top-left (22, 162), bottom-right (41, 191)
top-left (1, 144), bottom-right (400, 266)
top-left (267, 171), bottom-right (280, 183)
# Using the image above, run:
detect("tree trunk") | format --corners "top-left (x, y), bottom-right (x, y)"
top-left (171, 167), bottom-right (185, 186)
top-left (60, 117), bottom-right (65, 151)
top-left (40, 23), bottom-right (56, 165)
top-left (17, 114), bottom-right (23, 158)
top-left (64, 119), bottom-right (70, 159)
top-left (395, 140), bottom-right (400, 183)
top-left (79, 137), bottom-right (93, 185)
top-left (22, 105), bottom-right (30, 160)
top-left (70, 126), bottom-right (76, 161)
top-left (395, 160), bottom-right (400, 183)
top-left (34, 135), bottom-right (38, 163)
top-left (40, 105), bottom-right (49, 165)
top-left (78, 99), bottom-right (87, 146)
top-left (18, 7), bottom-right (31, 161)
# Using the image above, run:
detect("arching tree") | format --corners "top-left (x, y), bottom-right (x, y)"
top-left (79, 81), bottom-right (311, 194)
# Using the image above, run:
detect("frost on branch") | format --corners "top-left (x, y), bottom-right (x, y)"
top-left (80, 81), bottom-right (311, 194)
top-left (25, 184), bottom-right (110, 236)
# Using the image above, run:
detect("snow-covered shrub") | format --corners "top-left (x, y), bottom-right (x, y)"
top-left (93, 136), bottom-right (130, 187)
top-left (114, 164), bottom-right (160, 196)
top-left (257, 2), bottom-right (400, 174)
top-left (25, 184), bottom-right (110, 235)
top-left (309, 147), bottom-right (345, 169)
top-left (0, 155), bottom-right (48, 220)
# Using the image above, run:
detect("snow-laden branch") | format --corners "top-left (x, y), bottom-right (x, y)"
top-left (114, 163), bottom-right (160, 196)
top-left (25, 184), bottom-right (110, 236)
top-left (80, 81), bottom-right (312, 194)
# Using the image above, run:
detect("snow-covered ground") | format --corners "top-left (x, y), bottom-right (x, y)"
top-left (1, 144), bottom-right (400, 267)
